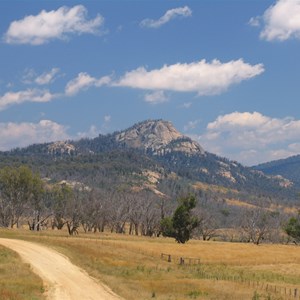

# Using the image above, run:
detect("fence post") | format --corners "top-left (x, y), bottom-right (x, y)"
top-left (168, 254), bottom-right (171, 262)
top-left (295, 289), bottom-right (298, 298)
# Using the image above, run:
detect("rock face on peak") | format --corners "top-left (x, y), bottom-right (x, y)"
top-left (47, 141), bottom-right (76, 156)
top-left (115, 120), bottom-right (205, 156)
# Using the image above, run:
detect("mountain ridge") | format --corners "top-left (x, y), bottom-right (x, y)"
top-left (1, 119), bottom-right (296, 199)
top-left (254, 154), bottom-right (300, 188)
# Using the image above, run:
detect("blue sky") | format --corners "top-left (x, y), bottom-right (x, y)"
top-left (1, 0), bottom-right (300, 166)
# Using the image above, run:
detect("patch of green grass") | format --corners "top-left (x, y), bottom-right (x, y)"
top-left (191, 263), bottom-right (300, 285)
top-left (0, 245), bottom-right (45, 300)
top-left (187, 290), bottom-right (208, 298)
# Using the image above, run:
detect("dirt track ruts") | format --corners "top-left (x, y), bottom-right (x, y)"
top-left (0, 238), bottom-right (123, 300)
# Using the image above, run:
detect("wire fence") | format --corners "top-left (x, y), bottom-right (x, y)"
top-left (161, 253), bottom-right (300, 299)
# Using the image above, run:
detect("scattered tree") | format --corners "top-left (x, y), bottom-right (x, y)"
top-left (161, 194), bottom-right (198, 243)
top-left (194, 210), bottom-right (218, 241)
top-left (284, 213), bottom-right (300, 243)
top-left (240, 209), bottom-right (275, 245)
top-left (51, 183), bottom-right (73, 230)
top-left (0, 166), bottom-right (39, 228)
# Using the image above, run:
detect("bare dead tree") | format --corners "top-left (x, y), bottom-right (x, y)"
top-left (107, 193), bottom-right (130, 234)
top-left (139, 193), bottom-right (161, 237)
top-left (240, 208), bottom-right (275, 245)
top-left (194, 209), bottom-right (218, 241)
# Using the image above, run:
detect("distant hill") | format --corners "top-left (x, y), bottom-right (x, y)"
top-left (254, 155), bottom-right (300, 188)
top-left (0, 119), bottom-right (296, 200)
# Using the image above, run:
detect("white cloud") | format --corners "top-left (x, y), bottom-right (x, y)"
top-left (116, 59), bottom-right (264, 96)
top-left (195, 111), bottom-right (300, 165)
top-left (77, 117), bottom-right (112, 138)
top-left (4, 5), bottom-right (104, 45)
top-left (22, 69), bottom-right (37, 84)
top-left (102, 115), bottom-right (112, 132)
top-left (65, 72), bottom-right (111, 96)
top-left (248, 16), bottom-right (261, 27)
top-left (144, 90), bottom-right (168, 104)
top-left (35, 68), bottom-right (60, 85)
top-left (207, 111), bottom-right (269, 130)
top-left (76, 125), bottom-right (99, 139)
top-left (179, 102), bottom-right (192, 109)
top-left (0, 88), bottom-right (57, 111)
top-left (23, 68), bottom-right (60, 85)
top-left (140, 6), bottom-right (192, 28)
top-left (253, 0), bottom-right (300, 41)
top-left (0, 120), bottom-right (69, 151)
top-left (184, 119), bottom-right (201, 131)
top-left (104, 115), bottom-right (111, 122)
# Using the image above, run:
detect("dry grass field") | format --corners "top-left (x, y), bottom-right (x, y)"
top-left (0, 243), bottom-right (45, 300)
top-left (1, 228), bottom-right (300, 300)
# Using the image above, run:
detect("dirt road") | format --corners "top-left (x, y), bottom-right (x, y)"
top-left (0, 238), bottom-right (123, 300)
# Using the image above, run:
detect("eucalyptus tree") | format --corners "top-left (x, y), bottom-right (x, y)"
top-left (51, 183), bottom-right (73, 230)
top-left (0, 166), bottom-right (42, 228)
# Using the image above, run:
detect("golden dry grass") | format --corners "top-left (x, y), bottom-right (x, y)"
top-left (1, 228), bottom-right (300, 299)
top-left (193, 181), bottom-right (239, 194)
top-left (0, 244), bottom-right (45, 300)
top-left (225, 198), bottom-right (258, 209)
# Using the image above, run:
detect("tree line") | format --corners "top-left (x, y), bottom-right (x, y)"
top-left (0, 166), bottom-right (299, 244)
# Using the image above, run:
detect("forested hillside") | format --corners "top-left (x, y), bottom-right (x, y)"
top-left (255, 155), bottom-right (300, 188)
top-left (1, 120), bottom-right (296, 200)
top-left (0, 120), bottom-right (299, 243)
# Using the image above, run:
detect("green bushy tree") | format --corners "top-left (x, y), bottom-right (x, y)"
top-left (161, 195), bottom-right (198, 243)
top-left (284, 214), bottom-right (300, 243)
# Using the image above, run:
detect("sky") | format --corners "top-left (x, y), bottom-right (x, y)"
top-left (1, 0), bottom-right (300, 166)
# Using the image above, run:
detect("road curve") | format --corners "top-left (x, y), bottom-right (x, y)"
top-left (0, 238), bottom-right (123, 300)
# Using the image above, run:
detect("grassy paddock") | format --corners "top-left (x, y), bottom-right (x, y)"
top-left (0, 244), bottom-right (45, 300)
top-left (1, 228), bottom-right (300, 299)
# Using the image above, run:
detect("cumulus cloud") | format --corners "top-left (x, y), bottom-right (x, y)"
top-left (65, 72), bottom-right (111, 96)
top-left (115, 59), bottom-right (264, 96)
top-left (0, 120), bottom-right (69, 151)
top-left (207, 111), bottom-right (269, 130)
top-left (76, 125), bottom-right (99, 139)
top-left (252, 0), bottom-right (300, 41)
top-left (144, 90), bottom-right (168, 104)
top-left (140, 6), bottom-right (192, 28)
top-left (77, 116), bottom-right (112, 138)
top-left (0, 88), bottom-right (57, 111)
top-left (23, 68), bottom-right (60, 85)
top-left (22, 69), bottom-right (36, 84)
top-left (196, 111), bottom-right (300, 165)
top-left (35, 68), bottom-right (60, 85)
top-left (4, 5), bottom-right (104, 45)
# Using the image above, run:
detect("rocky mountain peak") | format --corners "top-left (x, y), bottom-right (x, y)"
top-left (115, 119), bottom-right (205, 156)
top-left (47, 141), bottom-right (76, 155)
